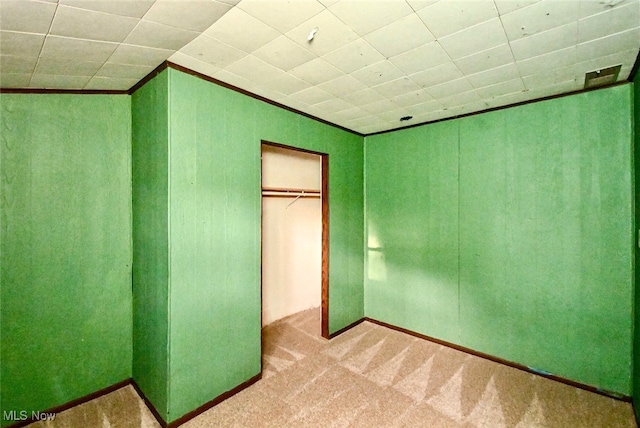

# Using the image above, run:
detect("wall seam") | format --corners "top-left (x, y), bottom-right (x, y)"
top-left (166, 68), bottom-right (172, 423)
top-left (457, 120), bottom-right (461, 343)
top-left (363, 136), bottom-right (367, 319)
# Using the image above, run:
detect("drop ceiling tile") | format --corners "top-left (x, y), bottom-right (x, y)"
top-left (312, 97), bottom-right (355, 112)
top-left (1, 31), bottom-right (45, 57)
top-left (286, 10), bottom-right (360, 56)
top-left (392, 89), bottom-right (434, 108)
top-left (351, 60), bottom-right (404, 87)
top-left (203, 7), bottom-right (280, 53)
top-left (0, 0), bottom-right (57, 33)
top-left (578, 1), bottom-right (640, 43)
top-left (346, 115), bottom-right (380, 130)
top-left (318, 0), bottom-right (340, 7)
top-left (522, 65), bottom-right (579, 89)
top-left (523, 78), bottom-right (582, 99)
top-left (360, 98), bottom-right (397, 114)
top-left (109, 44), bottom-right (174, 67)
top-left (238, 0), bottom-right (325, 33)
top-left (212, 69), bottom-right (254, 90)
top-left (289, 57), bottom-right (344, 85)
top-left (273, 95), bottom-right (312, 114)
top-left (318, 74), bottom-right (367, 97)
top-left (333, 106), bottom-right (369, 121)
top-left (438, 89), bottom-right (482, 108)
top-left (409, 109), bottom-right (447, 125)
top-left (263, 73), bottom-right (313, 95)
top-left (494, 0), bottom-right (540, 16)
top-left (426, 77), bottom-right (474, 99)
top-left (439, 18), bottom-right (508, 60)
top-left (454, 44), bottom-right (515, 75)
top-left (225, 55), bottom-right (288, 84)
top-left (501, 0), bottom-right (580, 41)
top-left (322, 39), bottom-right (385, 74)
top-left (124, 20), bottom-right (200, 51)
top-left (517, 46), bottom-right (576, 76)
top-left (60, 0), bottom-right (154, 18)
top-left (30, 74), bottom-right (92, 89)
top-left (245, 84), bottom-right (287, 102)
top-left (143, 0), bottom-right (232, 32)
top-left (576, 28), bottom-right (640, 62)
top-left (372, 77), bottom-right (422, 98)
top-left (406, 0), bottom-right (440, 12)
top-left (300, 105), bottom-right (329, 120)
top-left (169, 52), bottom-right (221, 77)
top-left (344, 114), bottom-right (380, 133)
top-left (290, 86), bottom-right (334, 104)
top-left (253, 35), bottom-right (316, 71)
top-left (35, 57), bottom-right (103, 76)
top-left (578, 0), bottom-right (634, 19)
top-left (417, 0), bottom-right (499, 38)
top-left (460, 100), bottom-right (493, 115)
top-left (484, 90), bottom-right (531, 109)
top-left (510, 22), bottom-right (577, 61)
top-left (377, 107), bottom-right (412, 123)
top-left (620, 65), bottom-right (633, 80)
top-left (0, 73), bottom-right (32, 88)
top-left (179, 35), bottom-right (246, 68)
top-left (328, 0), bottom-right (414, 36)
top-left (409, 61), bottom-right (463, 88)
top-left (363, 13), bottom-right (435, 58)
top-left (388, 42), bottom-right (450, 75)
top-left (84, 76), bottom-right (139, 90)
top-left (360, 122), bottom-right (393, 134)
top-left (342, 88), bottom-right (386, 105)
top-left (405, 99), bottom-right (442, 115)
top-left (574, 48), bottom-right (639, 80)
top-left (467, 63), bottom-right (522, 88)
top-left (95, 62), bottom-right (155, 79)
top-left (476, 78), bottom-right (525, 99)
top-left (50, 6), bottom-right (139, 43)
top-left (0, 55), bottom-right (38, 74)
top-left (40, 36), bottom-right (118, 63)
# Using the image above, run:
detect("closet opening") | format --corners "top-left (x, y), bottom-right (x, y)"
top-left (260, 141), bottom-right (329, 368)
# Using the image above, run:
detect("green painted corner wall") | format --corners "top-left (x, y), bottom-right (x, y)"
top-left (131, 70), bottom-right (171, 420)
top-left (633, 78), bottom-right (640, 418)
top-left (365, 84), bottom-right (634, 395)
top-left (0, 94), bottom-right (133, 426)
top-left (130, 68), bottom-right (364, 423)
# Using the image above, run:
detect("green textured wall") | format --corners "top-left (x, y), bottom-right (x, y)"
top-left (131, 70), bottom-right (170, 420)
top-left (132, 68), bottom-right (363, 423)
top-left (365, 84), bottom-right (634, 395)
top-left (0, 94), bottom-right (132, 426)
top-left (633, 78), bottom-right (640, 417)
top-left (365, 121), bottom-right (459, 341)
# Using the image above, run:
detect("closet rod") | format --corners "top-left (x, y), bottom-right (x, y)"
top-left (262, 186), bottom-right (320, 193)
top-left (261, 187), bottom-right (321, 198)
top-left (262, 190), bottom-right (321, 198)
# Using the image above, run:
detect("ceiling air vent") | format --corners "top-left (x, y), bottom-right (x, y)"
top-left (584, 64), bottom-right (621, 89)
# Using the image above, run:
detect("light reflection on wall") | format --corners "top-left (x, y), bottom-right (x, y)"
top-left (367, 220), bottom-right (386, 281)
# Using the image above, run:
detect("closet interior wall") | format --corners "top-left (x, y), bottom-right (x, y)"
top-left (261, 144), bottom-right (322, 326)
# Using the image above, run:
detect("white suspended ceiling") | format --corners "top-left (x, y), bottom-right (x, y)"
top-left (1, 0), bottom-right (638, 134)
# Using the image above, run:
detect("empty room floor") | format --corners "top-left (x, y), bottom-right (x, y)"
top-left (25, 308), bottom-right (636, 427)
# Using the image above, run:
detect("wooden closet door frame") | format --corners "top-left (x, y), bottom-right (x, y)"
top-left (260, 140), bottom-right (330, 339)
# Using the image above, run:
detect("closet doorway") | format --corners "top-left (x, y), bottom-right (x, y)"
top-left (261, 141), bottom-right (329, 339)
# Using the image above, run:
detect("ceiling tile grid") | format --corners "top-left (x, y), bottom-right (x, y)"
top-left (0, 0), bottom-right (638, 134)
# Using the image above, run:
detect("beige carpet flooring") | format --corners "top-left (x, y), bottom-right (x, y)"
top-left (26, 307), bottom-right (636, 427)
